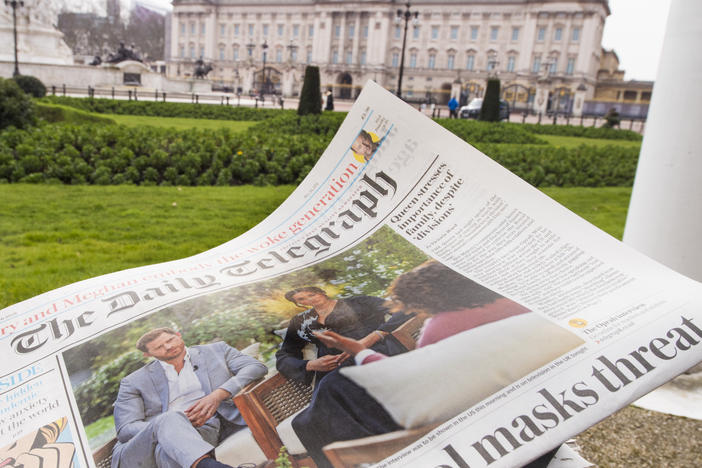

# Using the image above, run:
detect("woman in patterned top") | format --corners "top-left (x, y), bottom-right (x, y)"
top-left (275, 286), bottom-right (412, 387)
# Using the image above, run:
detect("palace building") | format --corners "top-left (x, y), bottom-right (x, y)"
top-left (166, 0), bottom-right (650, 117)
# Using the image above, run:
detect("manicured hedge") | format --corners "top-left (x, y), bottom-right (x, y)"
top-left (477, 143), bottom-right (640, 187)
top-left (0, 121), bottom-right (639, 187)
top-left (0, 124), bottom-right (324, 186)
top-left (519, 122), bottom-right (642, 141)
top-left (41, 96), bottom-right (290, 121)
top-left (437, 119), bottom-right (547, 144)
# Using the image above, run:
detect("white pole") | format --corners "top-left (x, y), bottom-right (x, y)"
top-left (623, 0), bottom-right (702, 281)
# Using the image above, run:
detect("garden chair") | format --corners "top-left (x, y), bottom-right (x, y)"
top-left (230, 315), bottom-right (426, 467)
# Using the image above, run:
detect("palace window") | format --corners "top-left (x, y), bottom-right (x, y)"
top-left (471, 26), bottom-right (478, 40)
top-left (507, 55), bottom-right (515, 72)
top-left (466, 54), bottom-right (475, 70)
top-left (532, 55), bottom-right (541, 73)
top-left (572, 27), bottom-right (580, 42)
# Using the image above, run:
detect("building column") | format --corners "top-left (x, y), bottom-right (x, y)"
top-left (623, 0), bottom-right (702, 280)
top-left (351, 13), bottom-right (361, 65)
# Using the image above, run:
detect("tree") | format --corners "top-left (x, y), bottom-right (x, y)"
top-left (480, 78), bottom-right (501, 122)
top-left (603, 107), bottom-right (621, 129)
top-left (13, 75), bottom-right (46, 98)
top-left (0, 78), bottom-right (36, 130)
top-left (297, 66), bottom-right (322, 116)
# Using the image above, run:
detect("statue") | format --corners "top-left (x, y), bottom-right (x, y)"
top-left (105, 42), bottom-right (142, 64)
top-left (194, 57), bottom-right (213, 79)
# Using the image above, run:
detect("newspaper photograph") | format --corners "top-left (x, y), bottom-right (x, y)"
top-left (1, 81), bottom-right (701, 468)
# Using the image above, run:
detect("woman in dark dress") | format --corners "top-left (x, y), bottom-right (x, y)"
top-left (275, 286), bottom-right (411, 387)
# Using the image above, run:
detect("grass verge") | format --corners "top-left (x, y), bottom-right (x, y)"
top-left (0, 185), bottom-right (630, 310)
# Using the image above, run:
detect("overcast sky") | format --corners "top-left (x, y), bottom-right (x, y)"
top-left (125, 0), bottom-right (672, 82)
top-left (602, 0), bottom-right (672, 81)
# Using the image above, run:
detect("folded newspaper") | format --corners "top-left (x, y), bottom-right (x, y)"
top-left (1, 81), bottom-right (701, 468)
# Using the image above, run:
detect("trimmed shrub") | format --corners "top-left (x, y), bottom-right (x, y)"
top-left (13, 75), bottom-right (46, 98)
top-left (41, 96), bottom-right (288, 121)
top-left (0, 78), bottom-right (36, 130)
top-left (520, 123), bottom-right (641, 141)
top-left (297, 66), bottom-right (322, 116)
top-left (480, 78), bottom-right (501, 122)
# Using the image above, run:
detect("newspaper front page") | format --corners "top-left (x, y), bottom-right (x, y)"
top-left (1, 81), bottom-right (701, 468)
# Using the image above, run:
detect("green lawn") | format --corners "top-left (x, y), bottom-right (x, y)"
top-left (539, 134), bottom-right (642, 149)
top-left (0, 184), bottom-right (630, 310)
top-left (0, 185), bottom-right (295, 308)
top-left (105, 113), bottom-right (257, 131)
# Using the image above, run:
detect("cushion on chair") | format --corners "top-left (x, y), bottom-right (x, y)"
top-left (214, 427), bottom-right (268, 466)
top-left (275, 408), bottom-right (308, 455)
top-left (341, 313), bottom-right (584, 429)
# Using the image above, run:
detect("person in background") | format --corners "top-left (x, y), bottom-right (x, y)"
top-left (448, 96), bottom-right (459, 118)
top-left (324, 89), bottom-right (334, 111)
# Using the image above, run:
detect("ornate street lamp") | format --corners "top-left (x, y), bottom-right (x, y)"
top-left (260, 40), bottom-right (268, 95)
top-left (395, 2), bottom-right (419, 99)
top-left (5, 0), bottom-right (24, 77)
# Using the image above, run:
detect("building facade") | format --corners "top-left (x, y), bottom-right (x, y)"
top-left (166, 0), bottom-right (614, 116)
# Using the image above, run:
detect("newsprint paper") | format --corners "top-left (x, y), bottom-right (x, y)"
top-left (1, 81), bottom-right (701, 468)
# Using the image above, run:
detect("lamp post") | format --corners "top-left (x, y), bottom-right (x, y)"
top-left (260, 40), bottom-right (268, 96)
top-left (395, 2), bottom-right (418, 99)
top-left (5, 0), bottom-right (24, 77)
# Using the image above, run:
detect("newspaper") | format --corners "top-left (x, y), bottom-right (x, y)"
top-left (1, 81), bottom-right (701, 468)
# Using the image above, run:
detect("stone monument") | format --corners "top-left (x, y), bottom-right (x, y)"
top-left (1, 0), bottom-right (73, 66)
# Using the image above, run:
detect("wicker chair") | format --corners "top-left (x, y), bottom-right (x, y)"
top-left (232, 315), bottom-right (426, 467)
top-left (93, 438), bottom-right (117, 468)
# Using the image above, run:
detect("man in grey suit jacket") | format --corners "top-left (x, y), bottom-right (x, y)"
top-left (111, 327), bottom-right (267, 468)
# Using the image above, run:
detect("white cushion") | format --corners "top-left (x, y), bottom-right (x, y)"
top-left (239, 342), bottom-right (261, 359)
top-left (276, 408), bottom-right (308, 455)
top-left (215, 427), bottom-right (267, 466)
top-left (341, 313), bottom-right (584, 429)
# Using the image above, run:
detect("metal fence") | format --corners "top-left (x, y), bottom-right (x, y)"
top-left (47, 84), bottom-right (285, 108)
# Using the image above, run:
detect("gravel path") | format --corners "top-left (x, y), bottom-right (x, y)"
top-left (576, 405), bottom-right (702, 467)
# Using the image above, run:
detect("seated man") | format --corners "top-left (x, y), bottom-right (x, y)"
top-left (111, 327), bottom-right (268, 468)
